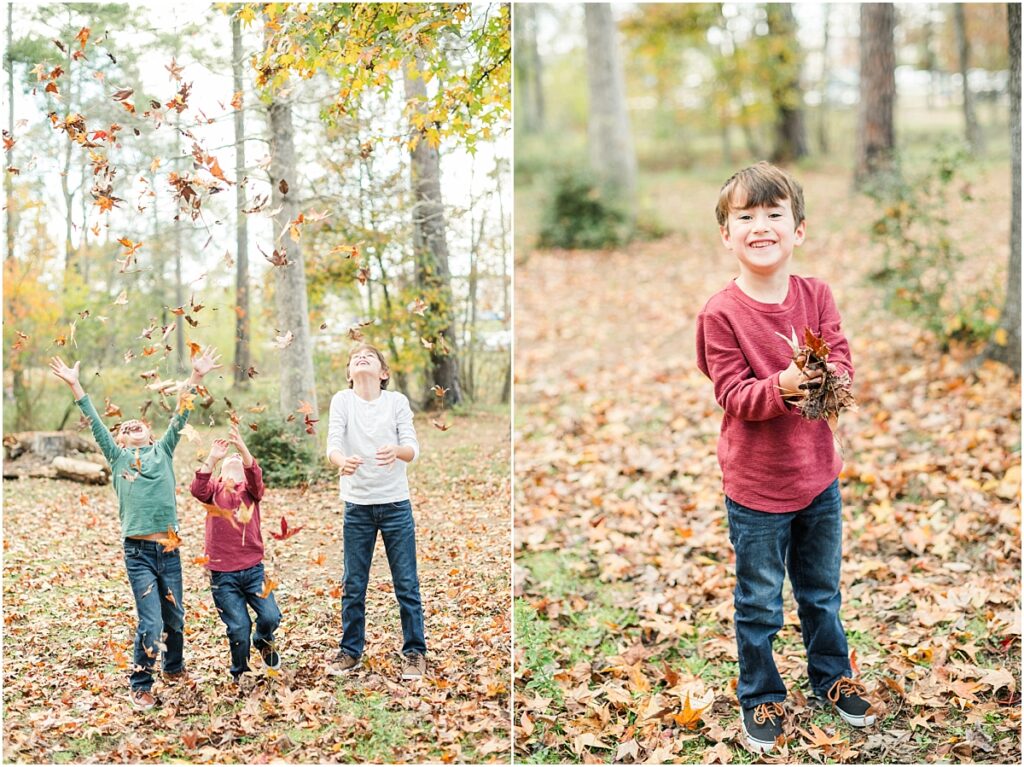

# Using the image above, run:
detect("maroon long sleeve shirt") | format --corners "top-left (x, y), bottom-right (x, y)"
top-left (190, 461), bottom-right (266, 572)
top-left (695, 275), bottom-right (854, 512)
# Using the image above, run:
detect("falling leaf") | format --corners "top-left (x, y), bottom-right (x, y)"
top-left (421, 338), bottom-right (434, 350)
top-left (270, 517), bottom-right (303, 541)
top-left (259, 578), bottom-right (277, 599)
top-left (166, 57), bottom-right (184, 81)
top-left (273, 331), bottom-right (294, 349)
top-left (165, 589), bottom-right (177, 607)
top-left (103, 398), bottom-right (122, 418)
top-left (431, 385), bottom-right (449, 399)
top-left (431, 418), bottom-right (451, 431)
top-left (409, 298), bottom-right (428, 316)
top-left (296, 400), bottom-right (314, 416)
top-left (278, 179), bottom-right (289, 195)
top-left (304, 415), bottom-right (318, 435)
top-left (157, 527), bottom-right (182, 553)
top-left (230, 90), bottom-right (243, 110)
top-left (113, 291), bottom-right (128, 306)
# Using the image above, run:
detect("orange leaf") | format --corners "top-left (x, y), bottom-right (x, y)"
top-left (296, 400), bottom-right (314, 416)
top-left (157, 527), bottom-right (182, 553)
top-left (259, 577), bottom-right (277, 599)
top-left (230, 90), bottom-right (243, 110)
top-left (192, 555), bottom-right (210, 566)
top-left (75, 27), bottom-right (90, 50)
top-left (671, 692), bottom-right (705, 730)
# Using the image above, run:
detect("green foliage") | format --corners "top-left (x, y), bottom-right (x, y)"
top-left (242, 416), bottom-right (332, 488)
top-left (537, 171), bottom-right (630, 250)
top-left (866, 144), bottom-right (994, 347)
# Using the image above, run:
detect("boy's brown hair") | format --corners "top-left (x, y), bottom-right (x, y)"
top-left (346, 343), bottom-right (390, 389)
top-left (715, 161), bottom-right (805, 229)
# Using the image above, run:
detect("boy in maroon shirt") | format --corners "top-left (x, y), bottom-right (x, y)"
top-left (190, 425), bottom-right (281, 684)
top-left (695, 162), bottom-right (874, 753)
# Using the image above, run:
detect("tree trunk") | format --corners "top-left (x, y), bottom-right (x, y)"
top-left (515, 3), bottom-right (545, 133)
top-left (5, 2), bottom-right (14, 261)
top-left (232, 8), bottom-right (251, 387)
top-left (954, 4), bottom-right (983, 153)
top-left (495, 158), bottom-right (510, 406)
top-left (268, 95), bottom-right (319, 422)
top-left (984, 3), bottom-right (1020, 375)
top-left (818, 4), bottom-right (831, 155)
top-left (173, 120), bottom-right (185, 374)
top-left (766, 4), bottom-right (808, 163)
top-left (403, 54), bottom-right (463, 409)
top-left (854, 4), bottom-right (897, 188)
top-left (583, 3), bottom-right (637, 211)
top-left (60, 8), bottom-right (75, 294)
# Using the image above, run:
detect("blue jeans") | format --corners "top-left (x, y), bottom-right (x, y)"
top-left (210, 563), bottom-right (281, 678)
top-left (726, 479), bottom-right (851, 708)
top-left (123, 538), bottom-right (185, 692)
top-left (341, 499), bottom-right (426, 658)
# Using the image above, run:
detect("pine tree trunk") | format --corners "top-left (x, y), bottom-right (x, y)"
top-left (268, 95), bottom-right (319, 423)
top-left (766, 4), bottom-right (808, 163)
top-left (232, 8), bottom-right (251, 387)
top-left (403, 54), bottom-right (462, 409)
top-left (954, 4), bottom-right (983, 153)
top-left (854, 4), bottom-right (897, 187)
top-left (584, 3), bottom-right (637, 211)
top-left (984, 3), bottom-right (1020, 375)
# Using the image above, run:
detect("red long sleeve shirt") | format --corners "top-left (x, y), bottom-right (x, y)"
top-left (190, 462), bottom-right (266, 572)
top-left (695, 275), bottom-right (854, 512)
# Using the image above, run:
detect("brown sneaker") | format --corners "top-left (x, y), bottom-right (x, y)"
top-left (326, 652), bottom-right (361, 676)
top-left (130, 689), bottom-right (156, 710)
top-left (401, 653), bottom-right (426, 681)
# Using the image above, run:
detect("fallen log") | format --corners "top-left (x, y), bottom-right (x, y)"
top-left (52, 457), bottom-right (110, 485)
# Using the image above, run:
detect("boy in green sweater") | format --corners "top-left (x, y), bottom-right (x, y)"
top-left (50, 348), bottom-right (220, 710)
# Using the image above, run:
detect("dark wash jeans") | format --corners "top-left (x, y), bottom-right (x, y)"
top-left (726, 479), bottom-right (852, 708)
top-left (210, 563), bottom-right (281, 678)
top-left (123, 538), bottom-right (185, 692)
top-left (340, 499), bottom-right (426, 658)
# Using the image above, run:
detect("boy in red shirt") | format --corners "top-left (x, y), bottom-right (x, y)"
top-left (190, 425), bottom-right (281, 684)
top-left (695, 162), bottom-right (874, 753)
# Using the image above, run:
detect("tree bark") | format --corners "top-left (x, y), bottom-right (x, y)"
top-left (403, 54), bottom-right (463, 409)
top-left (854, 4), bottom-right (897, 188)
top-left (817, 4), bottom-right (831, 155)
top-left (954, 4), bottom-right (983, 153)
top-left (766, 4), bottom-right (808, 163)
top-left (583, 3), bottom-right (637, 210)
top-left (232, 8), bottom-right (251, 386)
top-left (984, 3), bottom-right (1020, 375)
top-left (268, 95), bottom-right (319, 422)
top-left (515, 3), bottom-right (545, 133)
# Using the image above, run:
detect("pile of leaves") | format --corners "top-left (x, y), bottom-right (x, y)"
top-left (3, 413), bottom-right (511, 763)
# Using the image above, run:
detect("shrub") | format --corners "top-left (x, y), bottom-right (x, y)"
top-left (538, 171), bottom-right (631, 250)
top-left (243, 416), bottom-right (332, 488)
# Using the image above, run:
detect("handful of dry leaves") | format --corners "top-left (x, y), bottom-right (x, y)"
top-left (776, 327), bottom-right (856, 425)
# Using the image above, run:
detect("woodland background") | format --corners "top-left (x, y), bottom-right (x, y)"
top-left (515, 3), bottom-right (1020, 764)
top-left (3, 3), bottom-right (512, 763)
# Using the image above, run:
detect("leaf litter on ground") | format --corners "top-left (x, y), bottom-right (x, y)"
top-left (514, 167), bottom-right (1020, 764)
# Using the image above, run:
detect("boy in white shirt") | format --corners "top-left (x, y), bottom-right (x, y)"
top-left (324, 344), bottom-right (426, 680)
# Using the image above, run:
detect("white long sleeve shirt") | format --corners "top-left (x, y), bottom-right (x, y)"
top-left (325, 388), bottom-right (420, 504)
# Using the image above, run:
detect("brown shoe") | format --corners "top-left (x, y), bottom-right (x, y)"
top-left (326, 652), bottom-right (361, 676)
top-left (130, 689), bottom-right (156, 710)
top-left (401, 653), bottom-right (426, 681)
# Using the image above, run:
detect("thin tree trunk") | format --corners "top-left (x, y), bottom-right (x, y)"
top-left (854, 4), bottom-right (897, 188)
top-left (5, 2), bottom-right (14, 261)
top-left (766, 4), bottom-right (808, 163)
top-left (173, 116), bottom-right (185, 373)
top-left (818, 4), bottom-right (831, 155)
top-left (268, 95), bottom-right (319, 422)
top-left (403, 53), bottom-right (462, 409)
top-left (984, 3), bottom-right (1020, 375)
top-left (232, 8), bottom-right (250, 386)
top-left (60, 9), bottom-right (75, 294)
top-left (495, 158), bottom-right (510, 406)
top-left (954, 4), bottom-right (983, 153)
top-left (584, 3), bottom-right (637, 213)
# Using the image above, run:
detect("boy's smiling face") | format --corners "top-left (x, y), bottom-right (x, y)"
top-left (116, 419), bottom-right (153, 448)
top-left (720, 195), bottom-right (805, 277)
top-left (347, 348), bottom-right (389, 388)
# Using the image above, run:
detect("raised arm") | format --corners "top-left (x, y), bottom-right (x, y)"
top-left (228, 425), bottom-right (263, 500)
top-left (50, 356), bottom-right (120, 462)
top-left (191, 438), bottom-right (229, 502)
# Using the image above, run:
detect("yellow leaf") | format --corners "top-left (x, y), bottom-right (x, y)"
top-left (993, 327), bottom-right (1008, 346)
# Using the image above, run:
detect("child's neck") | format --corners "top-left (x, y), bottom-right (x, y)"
top-left (352, 378), bottom-right (383, 401)
top-left (736, 268), bottom-right (791, 305)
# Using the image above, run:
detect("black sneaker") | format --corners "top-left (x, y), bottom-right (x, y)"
top-left (827, 677), bottom-right (876, 727)
top-left (740, 702), bottom-right (785, 753)
top-left (260, 645), bottom-right (281, 671)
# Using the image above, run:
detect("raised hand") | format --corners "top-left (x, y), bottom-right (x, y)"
top-left (208, 438), bottom-right (231, 463)
top-left (227, 424), bottom-right (254, 466)
top-left (48, 356), bottom-right (80, 386)
top-left (191, 346), bottom-right (222, 380)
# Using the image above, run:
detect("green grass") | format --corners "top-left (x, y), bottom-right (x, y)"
top-left (334, 691), bottom-right (410, 762)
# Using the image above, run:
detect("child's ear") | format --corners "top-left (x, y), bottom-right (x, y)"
top-left (793, 220), bottom-right (807, 246)
top-left (719, 224), bottom-right (732, 249)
